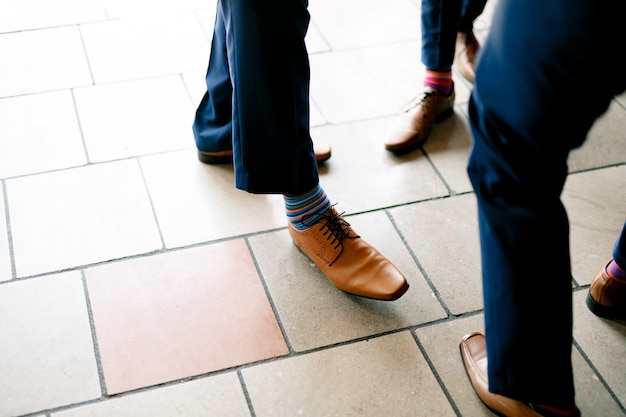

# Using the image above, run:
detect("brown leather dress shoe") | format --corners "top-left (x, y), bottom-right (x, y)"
top-left (586, 261), bottom-right (626, 318)
top-left (460, 332), bottom-right (548, 417)
top-left (454, 30), bottom-right (480, 82)
top-left (384, 87), bottom-right (455, 154)
top-left (288, 208), bottom-right (409, 301)
top-left (197, 140), bottom-right (332, 165)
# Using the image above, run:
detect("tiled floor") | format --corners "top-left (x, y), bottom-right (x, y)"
top-left (1, 0), bottom-right (625, 416)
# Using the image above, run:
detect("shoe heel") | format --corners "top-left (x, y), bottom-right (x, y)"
top-left (586, 292), bottom-right (622, 318)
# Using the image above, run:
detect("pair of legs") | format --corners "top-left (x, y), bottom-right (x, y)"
top-left (384, 0), bottom-right (487, 153)
top-left (192, 0), bottom-right (409, 301)
top-left (465, 0), bottom-right (626, 413)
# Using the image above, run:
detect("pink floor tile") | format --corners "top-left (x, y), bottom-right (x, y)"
top-left (86, 239), bottom-right (288, 394)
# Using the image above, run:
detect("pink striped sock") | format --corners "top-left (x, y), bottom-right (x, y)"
top-left (424, 69), bottom-right (453, 95)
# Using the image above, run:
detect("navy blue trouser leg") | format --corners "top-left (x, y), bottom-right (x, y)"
top-left (420, 0), bottom-right (486, 71)
top-left (193, 0), bottom-right (318, 194)
top-left (467, 0), bottom-right (626, 407)
top-left (614, 223), bottom-right (626, 270)
top-left (193, 8), bottom-right (233, 155)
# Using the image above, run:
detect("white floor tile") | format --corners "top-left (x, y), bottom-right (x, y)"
top-left (0, 272), bottom-right (101, 416)
top-left (0, 91), bottom-right (87, 178)
top-left (0, 27), bottom-right (92, 97)
top-left (74, 76), bottom-right (195, 162)
top-left (0, 0), bottom-right (106, 33)
top-left (80, 13), bottom-right (210, 84)
top-left (0, 192), bottom-right (11, 282)
top-left (7, 160), bottom-right (162, 277)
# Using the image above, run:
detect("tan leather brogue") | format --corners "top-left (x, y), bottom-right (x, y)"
top-left (384, 87), bottom-right (455, 153)
top-left (459, 332), bottom-right (580, 417)
top-left (288, 207), bottom-right (409, 301)
top-left (587, 261), bottom-right (626, 318)
top-left (455, 30), bottom-right (480, 82)
top-left (198, 139), bottom-right (332, 164)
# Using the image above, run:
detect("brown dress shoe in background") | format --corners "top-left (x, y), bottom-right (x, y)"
top-left (288, 207), bottom-right (409, 301)
top-left (384, 87), bottom-right (455, 154)
top-left (198, 139), bottom-right (332, 165)
top-left (460, 332), bottom-right (555, 417)
top-left (455, 30), bottom-right (480, 82)
top-left (586, 261), bottom-right (626, 318)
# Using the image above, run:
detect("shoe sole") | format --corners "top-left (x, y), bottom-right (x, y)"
top-left (198, 150), bottom-right (331, 165)
top-left (385, 106), bottom-right (455, 155)
top-left (197, 150), bottom-right (233, 164)
top-left (585, 292), bottom-right (626, 319)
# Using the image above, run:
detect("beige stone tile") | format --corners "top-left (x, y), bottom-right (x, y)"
top-left (573, 290), bottom-right (626, 412)
top-left (7, 160), bottom-right (162, 277)
top-left (0, 91), bottom-right (87, 179)
top-left (0, 0), bottom-right (106, 33)
top-left (390, 193), bottom-right (483, 315)
top-left (140, 149), bottom-right (286, 248)
top-left (249, 210), bottom-right (447, 352)
top-left (0, 272), bottom-right (101, 417)
top-left (312, 119), bottom-right (449, 214)
top-left (53, 373), bottom-right (249, 417)
top-left (414, 314), bottom-right (488, 416)
top-left (0, 27), bottom-right (92, 98)
top-left (0, 192), bottom-right (11, 282)
top-left (74, 76), bottom-right (194, 163)
top-left (422, 110), bottom-right (474, 194)
top-left (568, 102), bottom-right (626, 172)
top-left (309, 0), bottom-right (419, 50)
top-left (85, 241), bottom-right (288, 394)
top-left (80, 13), bottom-right (209, 84)
top-left (563, 166), bottom-right (626, 286)
top-left (243, 331), bottom-right (456, 417)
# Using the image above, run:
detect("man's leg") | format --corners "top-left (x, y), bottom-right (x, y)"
top-left (466, 0), bottom-right (625, 410)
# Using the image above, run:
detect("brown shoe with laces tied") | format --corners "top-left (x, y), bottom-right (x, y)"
top-left (384, 86), bottom-right (455, 154)
top-left (288, 207), bottom-right (409, 301)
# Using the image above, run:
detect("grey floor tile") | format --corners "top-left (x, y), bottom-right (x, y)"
top-left (53, 373), bottom-right (250, 417)
top-left (80, 13), bottom-right (209, 84)
top-left (422, 110), bottom-right (474, 194)
top-left (74, 76), bottom-right (194, 163)
top-left (243, 331), bottom-right (456, 417)
top-left (568, 102), bottom-right (626, 172)
top-left (249, 210), bottom-right (447, 352)
top-left (309, 0), bottom-right (419, 50)
top-left (0, 0), bottom-right (106, 33)
top-left (390, 193), bottom-right (483, 315)
top-left (0, 27), bottom-right (92, 97)
top-left (140, 149), bottom-right (286, 248)
top-left (573, 290), bottom-right (626, 414)
top-left (0, 91), bottom-right (87, 178)
top-left (0, 272), bottom-right (101, 417)
top-left (563, 166), bottom-right (626, 286)
top-left (0, 192), bottom-right (11, 282)
top-left (309, 40), bottom-right (474, 125)
top-left (7, 160), bottom-right (162, 277)
top-left (312, 118), bottom-right (450, 214)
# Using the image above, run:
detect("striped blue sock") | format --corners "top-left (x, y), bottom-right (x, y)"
top-left (284, 184), bottom-right (332, 230)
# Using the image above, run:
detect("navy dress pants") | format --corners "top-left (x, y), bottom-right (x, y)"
top-left (192, 0), bottom-right (318, 194)
top-left (467, 0), bottom-right (626, 408)
top-left (421, 0), bottom-right (487, 71)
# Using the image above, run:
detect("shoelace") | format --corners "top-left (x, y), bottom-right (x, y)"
top-left (400, 91), bottom-right (439, 114)
top-left (301, 206), bottom-right (356, 250)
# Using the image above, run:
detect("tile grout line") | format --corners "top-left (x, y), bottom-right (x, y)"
top-left (243, 237), bottom-right (295, 353)
top-left (81, 269), bottom-right (109, 398)
top-left (237, 369), bottom-right (258, 417)
top-left (385, 207), bottom-right (454, 317)
top-left (411, 330), bottom-right (463, 417)
top-left (572, 338), bottom-right (626, 415)
top-left (136, 158), bottom-right (167, 250)
top-left (2, 180), bottom-right (18, 280)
